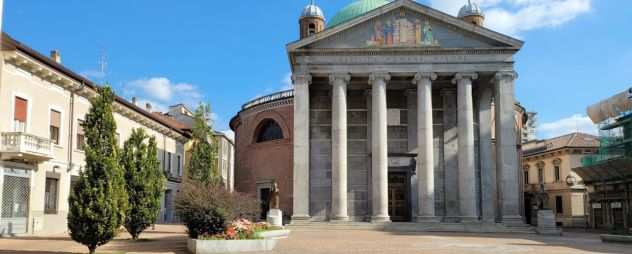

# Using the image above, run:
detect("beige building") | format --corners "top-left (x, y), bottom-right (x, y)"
top-left (0, 34), bottom-right (190, 235)
top-left (161, 104), bottom-right (235, 191)
top-left (522, 133), bottom-right (599, 227)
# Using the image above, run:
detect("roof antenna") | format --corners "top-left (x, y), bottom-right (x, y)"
top-left (98, 50), bottom-right (108, 82)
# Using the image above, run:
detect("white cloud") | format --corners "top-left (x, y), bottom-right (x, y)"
top-left (538, 114), bottom-right (598, 139)
top-left (123, 77), bottom-right (203, 112)
top-left (281, 72), bottom-right (293, 91)
top-left (428, 0), bottom-right (591, 36)
top-left (252, 72), bottom-right (295, 100)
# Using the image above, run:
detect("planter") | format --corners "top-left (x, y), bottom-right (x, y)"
top-left (256, 229), bottom-right (291, 239)
top-left (187, 238), bottom-right (278, 254)
top-left (601, 234), bottom-right (632, 244)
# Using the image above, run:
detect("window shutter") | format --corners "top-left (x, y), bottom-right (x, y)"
top-left (14, 97), bottom-right (27, 122)
top-left (50, 110), bottom-right (61, 128)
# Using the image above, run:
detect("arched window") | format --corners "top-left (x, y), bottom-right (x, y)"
top-left (308, 23), bottom-right (316, 35)
top-left (256, 120), bottom-right (284, 143)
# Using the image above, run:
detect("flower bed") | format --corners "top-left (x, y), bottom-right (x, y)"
top-left (187, 219), bottom-right (289, 254)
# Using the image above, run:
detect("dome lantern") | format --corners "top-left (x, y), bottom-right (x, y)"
top-left (458, 0), bottom-right (485, 26)
top-left (300, 0), bottom-right (325, 39)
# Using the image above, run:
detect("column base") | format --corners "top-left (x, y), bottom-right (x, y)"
top-left (371, 215), bottom-right (391, 223)
top-left (415, 216), bottom-right (441, 223)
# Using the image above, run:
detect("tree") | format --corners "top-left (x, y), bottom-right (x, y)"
top-left (186, 103), bottom-right (220, 185)
top-left (121, 128), bottom-right (164, 240)
top-left (68, 86), bottom-right (128, 254)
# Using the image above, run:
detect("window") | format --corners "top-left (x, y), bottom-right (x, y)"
top-left (50, 110), bottom-right (61, 145)
top-left (524, 171), bottom-right (529, 185)
top-left (256, 120), bottom-right (283, 143)
top-left (308, 23), bottom-right (316, 35)
top-left (44, 178), bottom-right (58, 214)
top-left (167, 152), bottom-right (172, 174)
top-left (76, 120), bottom-right (85, 151)
top-left (70, 175), bottom-right (80, 190)
top-left (538, 168), bottom-right (544, 184)
top-left (555, 196), bottom-right (564, 214)
top-left (177, 155), bottom-right (182, 176)
top-left (14, 97), bottom-right (28, 132)
top-left (554, 166), bottom-right (561, 182)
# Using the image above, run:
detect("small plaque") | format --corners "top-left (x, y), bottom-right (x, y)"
top-left (388, 157), bottom-right (412, 167)
top-left (611, 202), bottom-right (622, 209)
top-left (592, 203), bottom-right (602, 209)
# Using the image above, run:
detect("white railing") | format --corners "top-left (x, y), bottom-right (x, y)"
top-left (242, 90), bottom-right (294, 110)
top-left (1, 132), bottom-right (53, 159)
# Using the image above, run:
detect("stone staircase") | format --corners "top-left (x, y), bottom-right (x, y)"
top-left (288, 221), bottom-right (536, 234)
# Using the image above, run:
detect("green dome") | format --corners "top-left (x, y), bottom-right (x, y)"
top-left (327, 0), bottom-right (392, 28)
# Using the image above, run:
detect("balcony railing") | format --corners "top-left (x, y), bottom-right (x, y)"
top-left (242, 90), bottom-right (294, 110)
top-left (1, 132), bottom-right (54, 161)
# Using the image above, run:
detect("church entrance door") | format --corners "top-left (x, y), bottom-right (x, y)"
top-left (388, 172), bottom-right (410, 222)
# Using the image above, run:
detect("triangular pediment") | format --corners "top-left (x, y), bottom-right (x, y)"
top-left (288, 0), bottom-right (523, 51)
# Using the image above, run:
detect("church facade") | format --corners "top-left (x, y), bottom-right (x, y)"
top-left (289, 0), bottom-right (525, 225)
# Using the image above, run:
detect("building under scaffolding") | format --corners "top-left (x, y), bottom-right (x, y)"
top-left (573, 88), bottom-right (632, 231)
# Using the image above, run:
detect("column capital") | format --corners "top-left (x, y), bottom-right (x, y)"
top-left (329, 73), bottom-right (351, 85)
top-left (369, 72), bottom-right (391, 84)
top-left (451, 72), bottom-right (479, 84)
top-left (292, 73), bottom-right (312, 85)
top-left (413, 72), bottom-right (437, 84)
top-left (493, 71), bottom-right (518, 83)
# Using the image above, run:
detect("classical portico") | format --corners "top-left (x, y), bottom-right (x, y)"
top-left (290, 0), bottom-right (525, 227)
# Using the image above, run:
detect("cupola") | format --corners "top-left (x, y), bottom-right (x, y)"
top-left (458, 0), bottom-right (485, 26)
top-left (300, 0), bottom-right (325, 39)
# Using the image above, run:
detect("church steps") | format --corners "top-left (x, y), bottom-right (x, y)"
top-left (287, 222), bottom-right (536, 234)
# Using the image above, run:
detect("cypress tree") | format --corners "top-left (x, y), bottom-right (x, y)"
top-left (68, 86), bottom-right (128, 254)
top-left (121, 128), bottom-right (164, 240)
top-left (187, 103), bottom-right (220, 185)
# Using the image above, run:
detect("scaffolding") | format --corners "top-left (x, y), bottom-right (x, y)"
top-left (582, 112), bottom-right (632, 167)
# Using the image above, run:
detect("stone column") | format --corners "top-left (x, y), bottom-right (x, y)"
top-left (330, 73), bottom-right (351, 221)
top-left (452, 72), bottom-right (479, 222)
top-left (292, 73), bottom-right (312, 221)
top-left (478, 82), bottom-right (496, 222)
top-left (442, 89), bottom-right (459, 222)
top-left (494, 71), bottom-right (523, 225)
top-left (369, 72), bottom-right (390, 223)
top-left (413, 72), bottom-right (439, 222)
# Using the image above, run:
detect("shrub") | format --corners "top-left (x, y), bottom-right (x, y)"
top-left (175, 180), bottom-right (259, 238)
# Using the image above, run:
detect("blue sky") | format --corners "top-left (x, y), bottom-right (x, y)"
top-left (4, 0), bottom-right (630, 139)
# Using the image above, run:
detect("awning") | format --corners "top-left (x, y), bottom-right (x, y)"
top-left (572, 157), bottom-right (632, 184)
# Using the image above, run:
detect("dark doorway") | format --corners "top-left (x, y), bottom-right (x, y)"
top-left (388, 172), bottom-right (410, 222)
top-left (259, 187), bottom-right (271, 220)
top-left (524, 194), bottom-right (532, 225)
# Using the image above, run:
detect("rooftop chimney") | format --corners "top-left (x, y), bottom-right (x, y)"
top-left (145, 102), bottom-right (152, 112)
top-left (50, 50), bottom-right (61, 63)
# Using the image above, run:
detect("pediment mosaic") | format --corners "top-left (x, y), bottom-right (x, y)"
top-left (305, 8), bottom-right (509, 49)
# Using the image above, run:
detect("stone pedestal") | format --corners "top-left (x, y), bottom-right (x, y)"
top-left (267, 209), bottom-right (283, 227)
top-left (536, 210), bottom-right (562, 235)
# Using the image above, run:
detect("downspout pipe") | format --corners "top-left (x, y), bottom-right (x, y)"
top-left (67, 81), bottom-right (85, 172)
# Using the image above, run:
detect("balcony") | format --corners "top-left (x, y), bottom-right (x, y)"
top-left (1, 132), bottom-right (54, 162)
